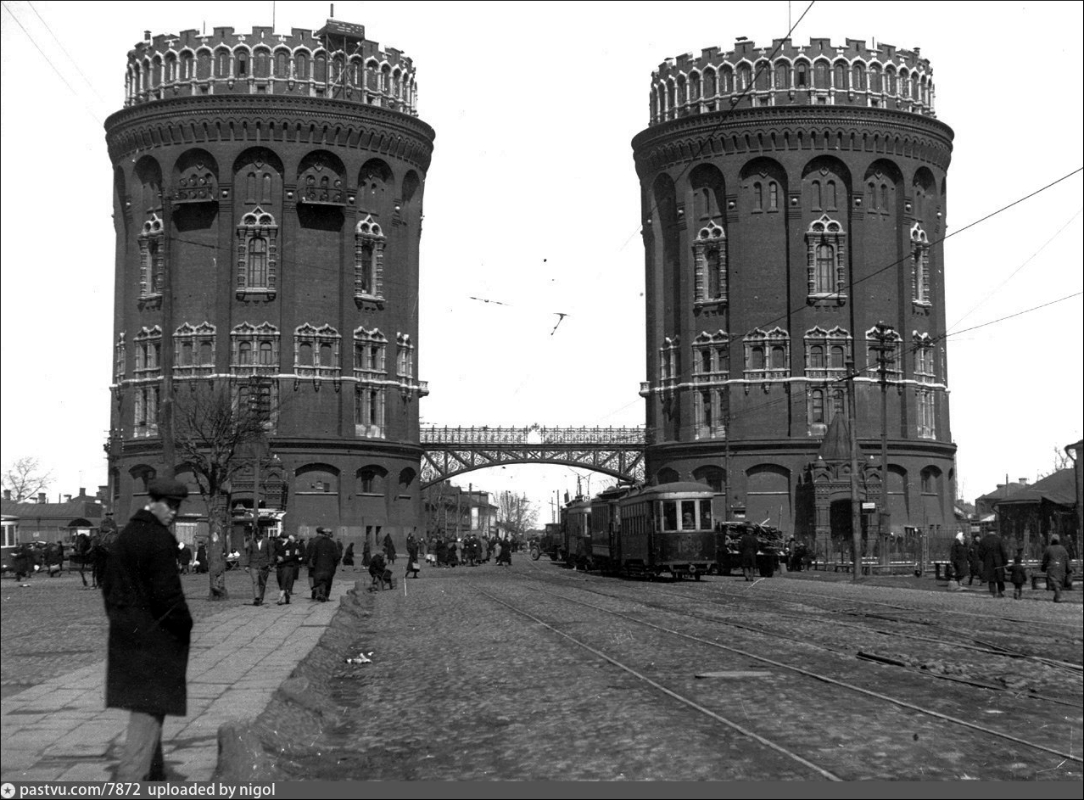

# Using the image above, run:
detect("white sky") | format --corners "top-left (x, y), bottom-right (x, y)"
top-left (2, 1), bottom-right (1081, 520)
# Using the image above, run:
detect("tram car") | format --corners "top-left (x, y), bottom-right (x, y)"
top-left (560, 496), bottom-right (592, 568)
top-left (533, 522), bottom-right (563, 561)
top-left (715, 521), bottom-right (785, 577)
top-left (561, 482), bottom-right (715, 579)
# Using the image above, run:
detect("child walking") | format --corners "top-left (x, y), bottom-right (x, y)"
top-left (1009, 554), bottom-right (1028, 600)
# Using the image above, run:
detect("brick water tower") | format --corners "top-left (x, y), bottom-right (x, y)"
top-left (632, 38), bottom-right (957, 554)
top-left (104, 19), bottom-right (434, 551)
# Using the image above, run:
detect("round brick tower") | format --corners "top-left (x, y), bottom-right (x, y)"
top-left (632, 37), bottom-right (956, 554)
top-left (104, 20), bottom-right (434, 551)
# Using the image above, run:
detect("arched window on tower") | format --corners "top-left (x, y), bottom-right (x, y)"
top-left (138, 213), bottom-right (165, 299)
top-left (692, 222), bottom-right (727, 307)
top-left (805, 215), bottom-right (847, 302)
top-left (354, 215), bottom-right (386, 304)
top-left (911, 223), bottom-right (931, 307)
top-left (236, 209), bottom-right (278, 298)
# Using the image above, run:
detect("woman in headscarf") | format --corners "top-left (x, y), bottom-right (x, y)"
top-left (949, 531), bottom-right (970, 592)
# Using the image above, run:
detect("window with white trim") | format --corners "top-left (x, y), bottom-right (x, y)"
top-left (917, 390), bottom-right (936, 439)
top-left (396, 333), bottom-right (415, 379)
top-left (174, 322), bottom-right (215, 378)
top-left (865, 327), bottom-right (902, 380)
top-left (138, 214), bottom-right (165, 299)
top-left (659, 336), bottom-right (680, 385)
top-left (354, 215), bottom-right (385, 302)
top-left (913, 332), bottom-right (935, 384)
top-left (236, 208), bottom-right (278, 298)
top-left (692, 222), bottom-right (727, 307)
top-left (804, 326), bottom-right (850, 381)
top-left (295, 324), bottom-right (341, 379)
top-left (355, 387), bottom-right (386, 439)
top-left (911, 223), bottom-right (931, 307)
top-left (807, 385), bottom-right (845, 435)
top-left (114, 333), bottom-right (126, 384)
top-left (133, 327), bottom-right (162, 379)
top-left (231, 322), bottom-right (279, 376)
top-left (805, 215), bottom-right (847, 300)
top-left (133, 384), bottom-right (159, 438)
top-left (744, 328), bottom-right (789, 381)
top-left (354, 327), bottom-right (387, 380)
top-left (693, 389), bottom-right (727, 440)
top-left (692, 331), bottom-right (728, 382)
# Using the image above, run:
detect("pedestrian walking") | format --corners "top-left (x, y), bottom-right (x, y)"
top-left (977, 529), bottom-right (1010, 598)
top-left (967, 535), bottom-right (983, 586)
top-left (739, 527), bottom-right (759, 582)
top-left (274, 532), bottom-right (303, 605)
top-left (309, 526), bottom-right (340, 602)
top-left (343, 542), bottom-right (356, 570)
top-left (406, 534), bottom-right (420, 578)
top-left (362, 537), bottom-right (372, 568)
top-left (1041, 534), bottom-right (1070, 603)
top-left (244, 528), bottom-right (272, 606)
top-left (949, 532), bottom-right (970, 592)
top-left (1009, 555), bottom-right (1028, 600)
top-left (383, 531), bottom-right (397, 564)
top-left (177, 541), bottom-right (192, 574)
top-left (194, 541), bottom-right (208, 574)
top-left (100, 478), bottom-right (193, 781)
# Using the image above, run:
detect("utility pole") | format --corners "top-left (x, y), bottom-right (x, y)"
top-left (869, 322), bottom-right (897, 566)
top-left (723, 410), bottom-right (731, 522)
top-left (846, 355), bottom-right (863, 583)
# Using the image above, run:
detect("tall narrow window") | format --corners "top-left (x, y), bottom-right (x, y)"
top-left (354, 215), bottom-right (386, 304)
top-left (805, 215), bottom-right (847, 302)
top-left (911, 223), bottom-right (931, 306)
top-left (138, 214), bottom-right (165, 299)
top-left (236, 209), bottom-right (278, 298)
top-left (692, 222), bottom-right (727, 307)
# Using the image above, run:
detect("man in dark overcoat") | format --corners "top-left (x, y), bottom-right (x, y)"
top-left (977, 529), bottom-right (1010, 598)
top-left (1041, 534), bottom-right (1071, 603)
top-left (101, 478), bottom-right (193, 781)
top-left (739, 527), bottom-right (760, 581)
top-left (309, 526), bottom-right (340, 602)
top-left (244, 527), bottom-right (272, 606)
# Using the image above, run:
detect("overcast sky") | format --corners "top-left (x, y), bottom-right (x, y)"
top-left (2, 1), bottom-right (1081, 519)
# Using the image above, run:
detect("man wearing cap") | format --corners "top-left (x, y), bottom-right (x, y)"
top-left (101, 478), bottom-right (193, 781)
top-left (309, 526), bottom-right (340, 602)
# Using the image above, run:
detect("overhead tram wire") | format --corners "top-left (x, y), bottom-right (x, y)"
top-left (1, 1), bottom-right (104, 124)
top-left (947, 207), bottom-right (1083, 335)
top-left (617, 0), bottom-right (818, 255)
top-left (26, 1), bottom-right (109, 105)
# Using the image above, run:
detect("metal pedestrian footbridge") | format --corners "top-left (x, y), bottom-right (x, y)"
top-left (420, 424), bottom-right (646, 487)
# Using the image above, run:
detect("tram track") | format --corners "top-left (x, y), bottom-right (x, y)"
top-left (503, 564), bottom-right (1081, 777)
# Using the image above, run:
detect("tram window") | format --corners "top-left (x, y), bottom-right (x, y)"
top-left (681, 500), bottom-right (697, 530)
top-left (699, 500), bottom-right (713, 530)
top-left (662, 501), bottom-right (678, 531)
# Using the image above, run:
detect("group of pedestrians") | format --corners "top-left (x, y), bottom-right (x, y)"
top-left (11, 540), bottom-right (66, 580)
top-left (948, 529), bottom-right (1072, 602)
top-left (242, 526), bottom-right (342, 605)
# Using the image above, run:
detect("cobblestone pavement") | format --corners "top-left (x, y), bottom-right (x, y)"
top-left (0, 568), bottom-right (354, 781)
top-left (258, 559), bottom-right (1081, 782)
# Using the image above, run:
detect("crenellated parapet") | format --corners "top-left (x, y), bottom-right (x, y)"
top-left (650, 37), bottom-right (935, 126)
top-left (124, 18), bottom-right (419, 116)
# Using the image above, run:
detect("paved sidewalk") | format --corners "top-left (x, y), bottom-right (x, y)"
top-left (0, 579), bottom-right (354, 782)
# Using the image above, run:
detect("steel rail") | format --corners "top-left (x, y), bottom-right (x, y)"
top-left (515, 574), bottom-right (1082, 764)
top-left (473, 585), bottom-right (845, 782)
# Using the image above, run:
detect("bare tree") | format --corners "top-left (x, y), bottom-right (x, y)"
top-left (497, 490), bottom-right (538, 541)
top-left (3, 457), bottom-right (53, 502)
top-left (172, 380), bottom-right (277, 600)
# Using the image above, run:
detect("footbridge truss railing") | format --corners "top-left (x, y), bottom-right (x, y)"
top-left (420, 424), bottom-right (646, 487)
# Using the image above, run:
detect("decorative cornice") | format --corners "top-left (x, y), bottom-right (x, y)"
top-left (632, 105), bottom-right (953, 176)
top-left (105, 94), bottom-right (435, 171)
